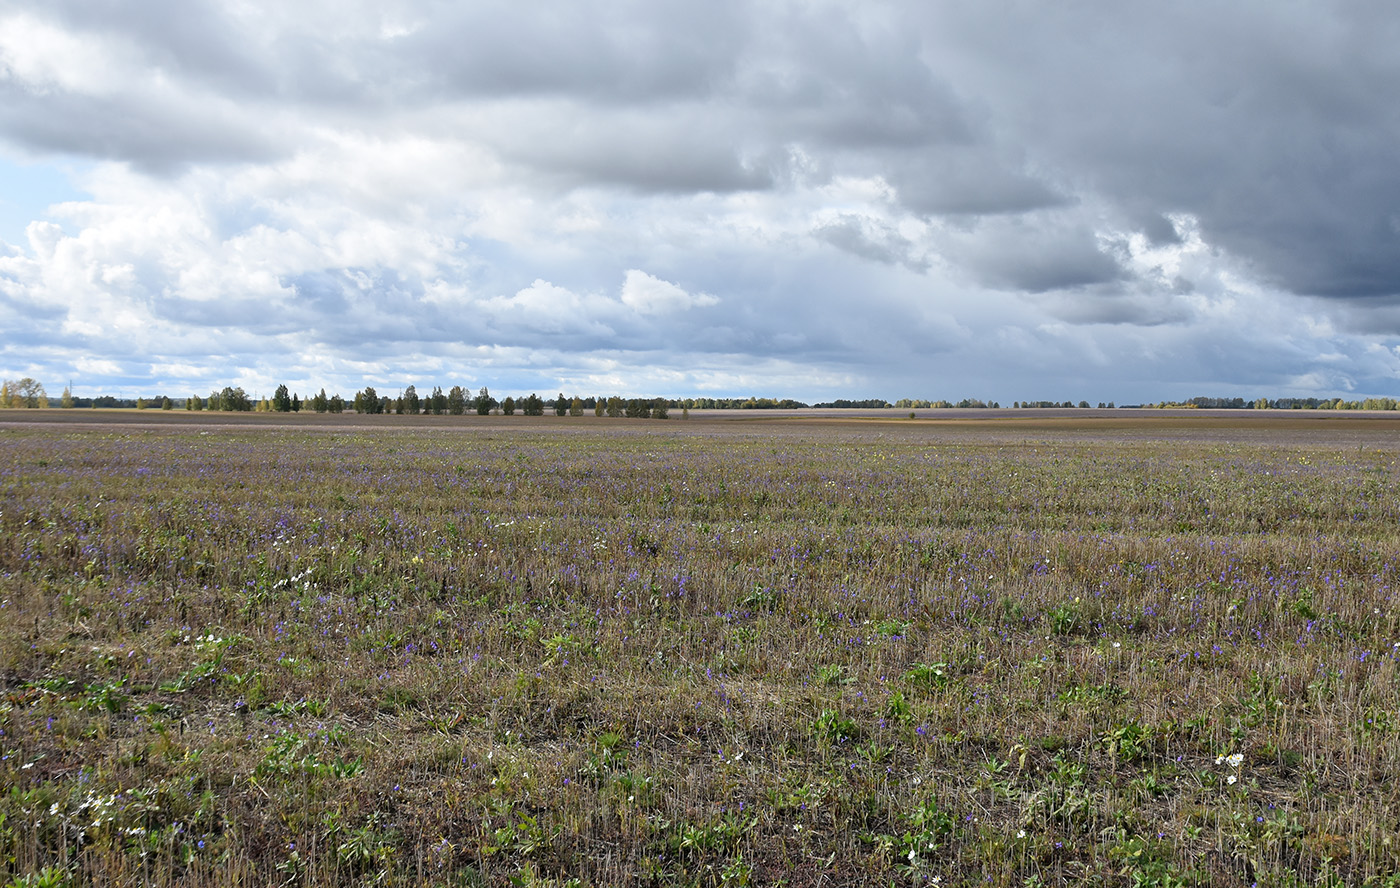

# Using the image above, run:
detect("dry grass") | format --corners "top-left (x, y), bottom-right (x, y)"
top-left (1, 412), bottom-right (1399, 886)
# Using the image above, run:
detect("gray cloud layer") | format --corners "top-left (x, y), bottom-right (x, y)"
top-left (1, 0), bottom-right (1398, 401)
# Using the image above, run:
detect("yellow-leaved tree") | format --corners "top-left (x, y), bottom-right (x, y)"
top-left (2, 378), bottom-right (47, 408)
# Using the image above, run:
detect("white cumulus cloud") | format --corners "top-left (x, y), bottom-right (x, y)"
top-left (619, 270), bottom-right (718, 315)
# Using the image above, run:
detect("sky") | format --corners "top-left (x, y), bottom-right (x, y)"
top-left (2, 1), bottom-right (1400, 405)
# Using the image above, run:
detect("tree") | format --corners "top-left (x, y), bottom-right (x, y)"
top-left (218, 386), bottom-right (251, 412)
top-left (523, 393), bottom-right (544, 415)
top-left (570, 397), bottom-right (584, 417)
top-left (595, 399), bottom-right (605, 417)
top-left (354, 387), bottom-right (380, 414)
top-left (430, 386), bottom-right (446, 415)
top-left (61, 386), bottom-right (74, 409)
top-left (161, 396), bottom-right (173, 410)
top-left (207, 390), bottom-right (223, 411)
top-left (501, 396), bottom-right (516, 415)
top-left (401, 385), bottom-right (420, 416)
top-left (273, 384), bottom-right (292, 413)
top-left (650, 398), bottom-right (669, 419)
top-left (312, 388), bottom-right (329, 413)
top-left (291, 393), bottom-right (301, 412)
top-left (329, 394), bottom-right (345, 413)
top-left (475, 387), bottom-right (494, 416)
top-left (606, 396), bottom-right (624, 418)
top-left (4, 378), bottom-right (47, 408)
top-left (136, 398), bottom-right (147, 410)
top-left (554, 392), bottom-right (568, 416)
top-left (447, 385), bottom-right (467, 415)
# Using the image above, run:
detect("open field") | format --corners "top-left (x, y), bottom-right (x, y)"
top-left (3, 411), bottom-right (1400, 886)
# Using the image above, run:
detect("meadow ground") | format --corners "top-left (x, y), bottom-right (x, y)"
top-left (2, 409), bottom-right (1400, 887)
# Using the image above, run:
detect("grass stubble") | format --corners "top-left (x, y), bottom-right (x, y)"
top-left (1, 412), bottom-right (1399, 886)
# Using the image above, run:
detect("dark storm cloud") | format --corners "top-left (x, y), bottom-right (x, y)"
top-left (0, 0), bottom-right (984, 189)
top-left (884, 153), bottom-right (1064, 218)
top-left (496, 111), bottom-right (774, 194)
top-left (36, 0), bottom-right (271, 95)
top-left (402, 0), bottom-right (745, 103)
top-left (738, 6), bottom-right (969, 148)
top-left (813, 214), bottom-right (927, 272)
top-left (921, 1), bottom-right (1400, 302)
top-left (5, 0), bottom-right (1397, 306)
top-left (0, 86), bottom-right (277, 173)
top-left (1037, 285), bottom-right (1192, 327)
top-left (949, 215), bottom-right (1125, 294)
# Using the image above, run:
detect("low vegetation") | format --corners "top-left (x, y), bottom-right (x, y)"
top-left (2, 413), bottom-right (1399, 886)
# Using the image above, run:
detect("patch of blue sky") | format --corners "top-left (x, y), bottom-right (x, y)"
top-left (0, 153), bottom-right (92, 247)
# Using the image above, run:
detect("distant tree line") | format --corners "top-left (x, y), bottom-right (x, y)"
top-left (812, 398), bottom-right (890, 408)
top-left (685, 397), bottom-right (810, 409)
top-left (168, 385), bottom-right (676, 419)
top-left (12, 378), bottom-right (1400, 415)
top-left (896, 398), bottom-right (1005, 409)
top-left (1144, 396), bottom-right (1400, 411)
